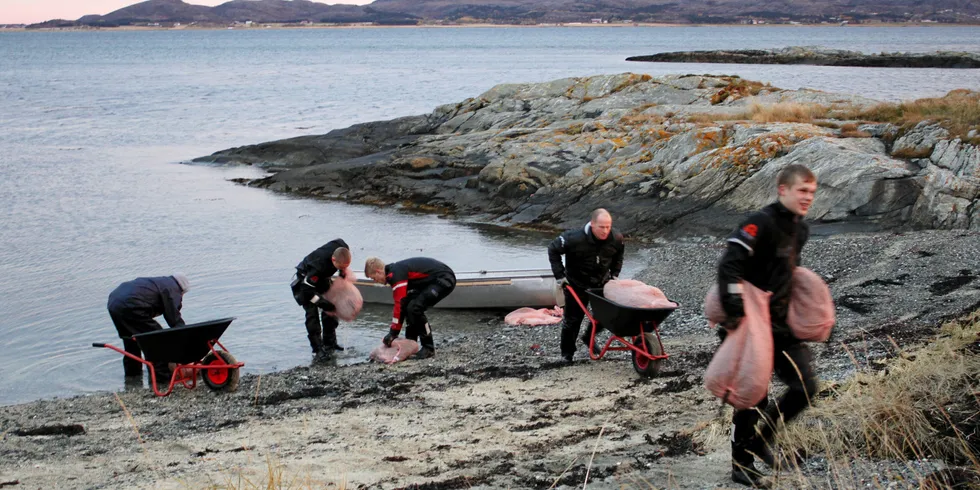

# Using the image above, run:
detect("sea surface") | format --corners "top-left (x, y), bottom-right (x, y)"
top-left (1, 26), bottom-right (978, 405)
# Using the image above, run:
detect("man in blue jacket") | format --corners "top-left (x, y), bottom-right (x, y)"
top-left (107, 273), bottom-right (190, 382)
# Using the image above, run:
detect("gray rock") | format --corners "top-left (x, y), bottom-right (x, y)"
top-left (626, 47), bottom-right (980, 69)
top-left (891, 121), bottom-right (950, 159)
top-left (195, 73), bottom-right (980, 236)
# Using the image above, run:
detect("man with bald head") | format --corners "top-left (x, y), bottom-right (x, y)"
top-left (547, 208), bottom-right (625, 364)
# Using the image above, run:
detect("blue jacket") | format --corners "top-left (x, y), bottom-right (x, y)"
top-left (107, 276), bottom-right (185, 327)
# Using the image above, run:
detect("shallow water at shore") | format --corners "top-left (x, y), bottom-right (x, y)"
top-left (2, 26), bottom-right (978, 406)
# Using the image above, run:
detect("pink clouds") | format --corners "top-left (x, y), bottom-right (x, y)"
top-left (1, 0), bottom-right (372, 24)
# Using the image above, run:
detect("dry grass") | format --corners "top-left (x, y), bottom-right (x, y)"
top-left (201, 453), bottom-right (346, 490)
top-left (744, 102), bottom-right (833, 124)
top-left (711, 78), bottom-right (774, 105)
top-left (673, 89), bottom-right (980, 145)
top-left (845, 89), bottom-right (980, 143)
top-left (774, 310), bottom-right (980, 486)
top-left (839, 122), bottom-right (873, 138)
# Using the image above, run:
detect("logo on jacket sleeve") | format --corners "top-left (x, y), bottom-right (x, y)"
top-left (741, 224), bottom-right (758, 238)
top-left (308, 275), bottom-right (318, 284)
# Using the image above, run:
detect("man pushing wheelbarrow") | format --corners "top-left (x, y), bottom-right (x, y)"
top-left (548, 209), bottom-right (624, 364)
top-left (548, 209), bottom-right (677, 375)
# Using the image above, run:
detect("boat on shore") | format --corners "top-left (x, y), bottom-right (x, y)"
top-left (353, 269), bottom-right (561, 309)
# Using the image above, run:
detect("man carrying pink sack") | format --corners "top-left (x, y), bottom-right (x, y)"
top-left (715, 164), bottom-right (820, 488)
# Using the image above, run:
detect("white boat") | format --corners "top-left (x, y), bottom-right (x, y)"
top-left (353, 269), bottom-right (561, 309)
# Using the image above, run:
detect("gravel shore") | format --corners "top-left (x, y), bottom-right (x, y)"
top-left (2, 229), bottom-right (978, 489)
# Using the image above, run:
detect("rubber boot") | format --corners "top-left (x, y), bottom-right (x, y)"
top-left (731, 463), bottom-right (770, 488)
top-left (122, 338), bottom-right (144, 377)
top-left (415, 333), bottom-right (435, 359)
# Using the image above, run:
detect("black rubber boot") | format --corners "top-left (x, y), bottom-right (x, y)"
top-left (414, 347), bottom-right (434, 359)
top-left (731, 463), bottom-right (770, 488)
top-left (308, 334), bottom-right (324, 354)
top-left (313, 347), bottom-right (334, 363)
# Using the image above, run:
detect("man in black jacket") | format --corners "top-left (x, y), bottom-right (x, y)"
top-left (364, 256), bottom-right (457, 360)
top-left (547, 208), bottom-right (625, 364)
top-left (107, 273), bottom-right (190, 382)
top-left (716, 164), bottom-right (819, 488)
top-left (292, 239), bottom-right (352, 362)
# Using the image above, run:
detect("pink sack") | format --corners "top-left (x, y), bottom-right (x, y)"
top-left (504, 307), bottom-right (563, 326)
top-left (369, 339), bottom-right (420, 364)
top-left (603, 279), bottom-right (678, 309)
top-left (323, 268), bottom-right (363, 322)
top-left (788, 268), bottom-right (835, 342)
top-left (703, 282), bottom-right (774, 409)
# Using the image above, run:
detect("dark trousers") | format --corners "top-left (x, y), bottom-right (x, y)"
top-left (108, 308), bottom-right (169, 379)
top-left (303, 302), bottom-right (339, 353)
top-left (731, 334), bottom-right (818, 466)
top-left (401, 279), bottom-right (455, 351)
top-left (561, 284), bottom-right (603, 357)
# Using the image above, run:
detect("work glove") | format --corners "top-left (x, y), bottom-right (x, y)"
top-left (383, 327), bottom-right (399, 347)
top-left (720, 292), bottom-right (744, 331)
top-left (311, 295), bottom-right (336, 312)
top-left (556, 277), bottom-right (569, 290)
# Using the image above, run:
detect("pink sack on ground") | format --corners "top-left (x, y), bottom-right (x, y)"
top-left (323, 273), bottom-right (363, 322)
top-left (788, 267), bottom-right (835, 342)
top-left (703, 282), bottom-right (774, 409)
top-left (369, 339), bottom-right (420, 364)
top-left (504, 307), bottom-right (563, 326)
top-left (603, 279), bottom-right (678, 309)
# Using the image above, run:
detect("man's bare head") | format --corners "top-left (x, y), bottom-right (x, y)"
top-left (364, 257), bottom-right (386, 284)
top-left (331, 247), bottom-right (352, 270)
top-left (777, 164), bottom-right (817, 217)
top-left (590, 208), bottom-right (612, 240)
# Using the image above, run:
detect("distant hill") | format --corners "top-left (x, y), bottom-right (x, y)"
top-left (34, 0), bottom-right (418, 28)
top-left (27, 0), bottom-right (980, 28)
top-left (367, 0), bottom-right (980, 24)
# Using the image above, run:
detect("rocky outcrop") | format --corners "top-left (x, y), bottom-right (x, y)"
top-left (194, 73), bottom-right (980, 236)
top-left (626, 46), bottom-right (980, 69)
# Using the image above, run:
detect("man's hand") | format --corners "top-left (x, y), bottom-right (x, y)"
top-left (556, 277), bottom-right (568, 290)
top-left (383, 327), bottom-right (399, 347)
top-left (720, 292), bottom-right (744, 330)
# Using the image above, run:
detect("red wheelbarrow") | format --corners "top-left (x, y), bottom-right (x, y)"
top-left (564, 287), bottom-right (677, 377)
top-left (94, 317), bottom-right (244, 397)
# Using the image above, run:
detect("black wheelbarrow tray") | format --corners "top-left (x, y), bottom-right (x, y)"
top-left (93, 317), bottom-right (244, 396)
top-left (565, 287), bottom-right (677, 377)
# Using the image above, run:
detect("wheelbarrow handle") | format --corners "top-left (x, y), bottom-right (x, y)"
top-left (92, 343), bottom-right (106, 348)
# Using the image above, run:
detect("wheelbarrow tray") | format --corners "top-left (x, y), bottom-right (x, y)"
top-left (133, 317), bottom-right (235, 364)
top-left (585, 289), bottom-right (677, 337)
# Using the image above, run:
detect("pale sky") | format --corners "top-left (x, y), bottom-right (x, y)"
top-left (1, 0), bottom-right (374, 24)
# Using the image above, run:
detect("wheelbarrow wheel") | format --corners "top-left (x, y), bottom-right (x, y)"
top-left (631, 332), bottom-right (663, 378)
top-left (202, 351), bottom-right (240, 392)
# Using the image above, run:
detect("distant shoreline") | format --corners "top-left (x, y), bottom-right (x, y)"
top-left (3, 21), bottom-right (979, 33)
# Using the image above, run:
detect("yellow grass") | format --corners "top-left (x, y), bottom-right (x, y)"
top-left (773, 310), bottom-right (980, 487)
top-left (745, 102), bottom-right (832, 123)
top-left (847, 89), bottom-right (980, 142)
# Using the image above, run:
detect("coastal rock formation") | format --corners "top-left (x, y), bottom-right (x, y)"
top-left (626, 46), bottom-right (980, 69)
top-left (195, 73), bottom-right (980, 235)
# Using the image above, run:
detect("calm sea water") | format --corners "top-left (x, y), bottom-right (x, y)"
top-left (1, 26), bottom-right (978, 405)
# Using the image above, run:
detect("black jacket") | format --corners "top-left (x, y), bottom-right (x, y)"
top-left (548, 223), bottom-right (625, 289)
top-left (717, 201), bottom-right (809, 329)
top-left (107, 276), bottom-right (185, 327)
top-left (384, 257), bottom-right (456, 329)
top-left (296, 238), bottom-right (349, 294)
